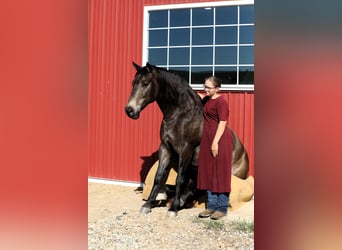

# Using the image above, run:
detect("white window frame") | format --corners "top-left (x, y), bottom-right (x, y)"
top-left (143, 0), bottom-right (254, 91)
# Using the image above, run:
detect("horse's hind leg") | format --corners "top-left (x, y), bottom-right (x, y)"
top-left (179, 146), bottom-right (199, 207)
top-left (168, 145), bottom-right (194, 216)
top-left (179, 165), bottom-right (197, 207)
top-left (230, 129), bottom-right (249, 179)
top-left (232, 150), bottom-right (249, 179)
top-left (141, 145), bottom-right (171, 214)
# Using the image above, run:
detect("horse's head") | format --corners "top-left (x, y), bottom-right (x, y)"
top-left (125, 62), bottom-right (160, 119)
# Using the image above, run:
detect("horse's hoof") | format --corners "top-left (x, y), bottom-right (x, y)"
top-left (179, 198), bottom-right (185, 207)
top-left (140, 206), bottom-right (151, 214)
top-left (167, 210), bottom-right (177, 217)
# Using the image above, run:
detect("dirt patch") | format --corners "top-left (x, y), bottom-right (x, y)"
top-left (88, 181), bottom-right (254, 249)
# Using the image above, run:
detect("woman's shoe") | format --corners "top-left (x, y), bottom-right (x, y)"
top-left (198, 209), bottom-right (214, 218)
top-left (210, 211), bottom-right (226, 220)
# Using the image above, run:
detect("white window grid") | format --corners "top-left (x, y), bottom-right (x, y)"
top-left (143, 0), bottom-right (254, 91)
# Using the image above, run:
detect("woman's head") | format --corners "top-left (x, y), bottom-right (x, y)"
top-left (203, 76), bottom-right (222, 97)
top-left (205, 76), bottom-right (222, 88)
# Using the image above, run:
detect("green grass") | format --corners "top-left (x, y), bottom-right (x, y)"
top-left (230, 219), bottom-right (254, 233)
top-left (204, 220), bottom-right (224, 230)
top-left (191, 217), bottom-right (224, 231)
top-left (192, 217), bottom-right (254, 233)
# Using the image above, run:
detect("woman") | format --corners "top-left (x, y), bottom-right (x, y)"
top-left (197, 76), bottom-right (232, 220)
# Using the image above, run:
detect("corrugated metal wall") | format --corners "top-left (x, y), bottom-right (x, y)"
top-left (88, 0), bottom-right (254, 183)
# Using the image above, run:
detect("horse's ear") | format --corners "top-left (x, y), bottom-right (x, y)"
top-left (146, 62), bottom-right (153, 73)
top-left (132, 61), bottom-right (142, 72)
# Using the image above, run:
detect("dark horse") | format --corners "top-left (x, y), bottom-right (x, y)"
top-left (125, 62), bottom-right (249, 216)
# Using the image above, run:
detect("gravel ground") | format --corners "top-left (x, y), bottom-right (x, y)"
top-left (88, 181), bottom-right (254, 250)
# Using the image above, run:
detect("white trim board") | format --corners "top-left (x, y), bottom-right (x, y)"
top-left (88, 177), bottom-right (143, 187)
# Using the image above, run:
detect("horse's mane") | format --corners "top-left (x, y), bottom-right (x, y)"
top-left (152, 66), bottom-right (202, 109)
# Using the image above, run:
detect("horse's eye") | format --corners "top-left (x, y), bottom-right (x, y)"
top-left (142, 81), bottom-right (149, 87)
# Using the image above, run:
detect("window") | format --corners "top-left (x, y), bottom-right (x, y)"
top-left (144, 1), bottom-right (254, 91)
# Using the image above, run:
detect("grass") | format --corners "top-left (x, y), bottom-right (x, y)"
top-left (230, 219), bottom-right (254, 233)
top-left (204, 220), bottom-right (225, 230)
top-left (192, 217), bottom-right (224, 231)
top-left (192, 216), bottom-right (254, 233)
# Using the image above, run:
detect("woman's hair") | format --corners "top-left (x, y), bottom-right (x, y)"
top-left (205, 76), bottom-right (222, 88)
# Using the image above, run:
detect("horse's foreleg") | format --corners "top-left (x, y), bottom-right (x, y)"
top-left (141, 146), bottom-right (171, 214)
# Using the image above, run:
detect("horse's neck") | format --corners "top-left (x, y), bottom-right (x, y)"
top-left (156, 85), bottom-right (177, 116)
top-left (156, 74), bottom-right (199, 117)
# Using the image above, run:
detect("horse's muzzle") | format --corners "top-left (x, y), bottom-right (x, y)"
top-left (125, 106), bottom-right (140, 119)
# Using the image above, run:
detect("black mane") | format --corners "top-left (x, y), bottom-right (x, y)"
top-left (151, 65), bottom-right (202, 110)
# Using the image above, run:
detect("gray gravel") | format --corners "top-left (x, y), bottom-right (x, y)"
top-left (88, 182), bottom-right (254, 249)
top-left (88, 207), bottom-right (253, 249)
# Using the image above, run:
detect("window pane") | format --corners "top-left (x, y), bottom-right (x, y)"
top-left (169, 66), bottom-right (190, 83)
top-left (215, 26), bottom-right (237, 45)
top-left (192, 27), bottom-right (213, 45)
top-left (215, 46), bottom-right (237, 64)
top-left (239, 46), bottom-right (254, 64)
top-left (240, 5), bottom-right (254, 24)
top-left (170, 28), bottom-right (190, 46)
top-left (170, 9), bottom-right (190, 27)
top-left (216, 6), bottom-right (237, 25)
top-left (148, 48), bottom-right (167, 65)
top-left (215, 66), bottom-right (237, 84)
top-left (239, 66), bottom-right (254, 84)
top-left (191, 66), bottom-right (213, 84)
top-left (192, 47), bottom-right (213, 65)
top-left (240, 26), bottom-right (254, 44)
top-left (192, 8), bottom-right (213, 26)
top-left (149, 29), bottom-right (168, 46)
top-left (149, 10), bottom-right (168, 28)
top-left (169, 48), bottom-right (190, 65)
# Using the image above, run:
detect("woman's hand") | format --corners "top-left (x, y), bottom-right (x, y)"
top-left (211, 121), bottom-right (227, 157)
top-left (211, 143), bottom-right (218, 157)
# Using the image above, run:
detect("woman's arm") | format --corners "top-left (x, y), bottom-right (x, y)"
top-left (211, 121), bottom-right (227, 157)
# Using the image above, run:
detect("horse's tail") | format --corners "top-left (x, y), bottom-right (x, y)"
top-left (229, 127), bottom-right (249, 179)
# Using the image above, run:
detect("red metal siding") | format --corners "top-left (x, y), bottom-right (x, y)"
top-left (89, 0), bottom-right (147, 182)
top-left (89, 0), bottom-right (254, 182)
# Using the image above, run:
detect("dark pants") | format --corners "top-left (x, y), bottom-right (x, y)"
top-left (207, 190), bottom-right (229, 214)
